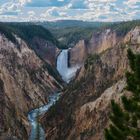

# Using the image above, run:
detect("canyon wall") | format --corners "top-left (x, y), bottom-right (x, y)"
top-left (68, 40), bottom-right (88, 67)
top-left (42, 26), bottom-right (140, 140)
top-left (0, 33), bottom-right (62, 140)
top-left (69, 29), bottom-right (123, 67)
top-left (32, 37), bottom-right (58, 66)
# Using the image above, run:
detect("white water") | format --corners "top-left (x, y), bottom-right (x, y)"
top-left (57, 49), bottom-right (79, 83)
top-left (28, 93), bottom-right (60, 140)
top-left (28, 49), bottom-right (79, 140)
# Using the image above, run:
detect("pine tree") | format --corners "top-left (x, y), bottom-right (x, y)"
top-left (105, 49), bottom-right (140, 140)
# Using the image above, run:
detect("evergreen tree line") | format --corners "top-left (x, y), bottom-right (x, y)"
top-left (105, 49), bottom-right (140, 140)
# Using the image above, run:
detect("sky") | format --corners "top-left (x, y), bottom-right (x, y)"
top-left (0, 0), bottom-right (140, 22)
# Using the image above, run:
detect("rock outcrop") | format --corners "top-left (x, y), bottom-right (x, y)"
top-left (88, 29), bottom-right (119, 53)
top-left (68, 40), bottom-right (88, 67)
top-left (41, 26), bottom-right (140, 140)
top-left (71, 80), bottom-right (126, 140)
top-left (69, 29), bottom-right (121, 67)
top-left (0, 33), bottom-right (62, 139)
top-left (32, 37), bottom-right (57, 66)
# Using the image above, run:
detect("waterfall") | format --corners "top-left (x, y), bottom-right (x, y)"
top-left (57, 49), bottom-right (79, 83)
top-left (28, 49), bottom-right (79, 140)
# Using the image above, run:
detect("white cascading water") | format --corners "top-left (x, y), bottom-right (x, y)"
top-left (28, 49), bottom-right (79, 140)
top-left (57, 49), bottom-right (79, 83)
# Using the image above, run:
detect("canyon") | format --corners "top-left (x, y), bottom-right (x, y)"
top-left (0, 25), bottom-right (62, 140)
top-left (41, 25), bottom-right (140, 140)
top-left (0, 21), bottom-right (140, 140)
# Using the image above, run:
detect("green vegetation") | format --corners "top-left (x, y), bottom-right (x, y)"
top-left (1, 20), bottom-right (140, 49)
top-left (84, 54), bottom-right (100, 70)
top-left (0, 22), bottom-right (63, 85)
top-left (0, 79), bottom-right (4, 92)
top-left (0, 22), bottom-right (65, 49)
top-left (108, 20), bottom-right (140, 36)
top-left (41, 20), bottom-right (140, 48)
top-left (48, 27), bottom-right (99, 48)
top-left (105, 49), bottom-right (140, 140)
top-left (40, 20), bottom-right (113, 48)
top-left (43, 63), bottom-right (63, 85)
top-left (0, 23), bottom-right (18, 44)
top-left (39, 20), bottom-right (111, 29)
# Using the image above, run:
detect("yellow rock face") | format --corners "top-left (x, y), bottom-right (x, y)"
top-left (0, 34), bottom-right (62, 140)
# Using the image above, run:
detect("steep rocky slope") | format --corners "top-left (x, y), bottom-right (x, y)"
top-left (0, 24), bottom-right (61, 66)
top-left (0, 30), bottom-right (62, 139)
top-left (41, 26), bottom-right (140, 140)
top-left (69, 21), bottom-right (140, 67)
top-left (69, 40), bottom-right (88, 67)
top-left (69, 28), bottom-right (121, 67)
top-left (31, 36), bottom-right (57, 66)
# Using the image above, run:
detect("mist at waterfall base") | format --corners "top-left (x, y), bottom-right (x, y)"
top-left (28, 93), bottom-right (60, 140)
top-left (27, 49), bottom-right (79, 140)
top-left (57, 49), bottom-right (79, 83)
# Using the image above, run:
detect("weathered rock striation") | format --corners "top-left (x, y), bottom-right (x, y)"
top-left (42, 26), bottom-right (140, 140)
top-left (0, 33), bottom-right (62, 140)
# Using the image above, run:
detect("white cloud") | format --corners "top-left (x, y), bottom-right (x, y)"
top-left (18, 0), bottom-right (32, 5)
top-left (124, 0), bottom-right (140, 5)
top-left (0, 0), bottom-right (139, 21)
top-left (28, 10), bottom-right (35, 14)
top-left (0, 2), bottom-right (22, 15)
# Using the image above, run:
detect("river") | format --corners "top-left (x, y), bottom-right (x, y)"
top-left (28, 93), bottom-right (60, 140)
top-left (28, 49), bottom-right (79, 140)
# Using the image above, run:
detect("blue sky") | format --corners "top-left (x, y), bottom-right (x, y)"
top-left (0, 0), bottom-right (140, 22)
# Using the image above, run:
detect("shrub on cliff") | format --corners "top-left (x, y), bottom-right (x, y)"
top-left (84, 54), bottom-right (100, 70)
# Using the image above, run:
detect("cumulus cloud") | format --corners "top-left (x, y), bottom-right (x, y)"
top-left (18, 0), bottom-right (32, 5)
top-left (0, 0), bottom-right (139, 21)
top-left (124, 0), bottom-right (140, 5)
top-left (0, 2), bottom-right (22, 15)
